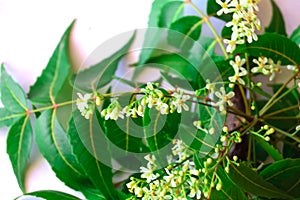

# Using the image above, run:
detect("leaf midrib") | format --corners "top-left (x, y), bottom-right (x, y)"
top-left (89, 116), bottom-right (114, 199)
top-left (51, 110), bottom-right (82, 175)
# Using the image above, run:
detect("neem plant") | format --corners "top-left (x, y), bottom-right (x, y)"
top-left (1, 0), bottom-right (300, 199)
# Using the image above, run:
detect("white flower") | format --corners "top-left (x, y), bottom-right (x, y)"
top-left (171, 90), bottom-right (190, 113)
top-left (212, 87), bottom-right (235, 114)
top-left (76, 93), bottom-right (91, 112)
top-left (224, 37), bottom-right (245, 53)
top-left (252, 56), bottom-right (269, 74)
top-left (216, 0), bottom-right (233, 16)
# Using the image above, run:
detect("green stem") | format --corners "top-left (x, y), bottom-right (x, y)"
top-left (30, 100), bottom-right (76, 113)
top-left (263, 104), bottom-right (300, 118)
top-left (188, 1), bottom-right (228, 58)
top-left (264, 116), bottom-right (300, 120)
top-left (259, 72), bottom-right (298, 116)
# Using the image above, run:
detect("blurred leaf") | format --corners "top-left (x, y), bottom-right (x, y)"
top-left (265, 0), bottom-right (287, 36)
top-left (72, 32), bottom-right (135, 92)
top-left (158, 1), bottom-right (184, 28)
top-left (253, 135), bottom-right (283, 161)
top-left (35, 110), bottom-right (92, 191)
top-left (290, 25), bottom-right (300, 45)
top-left (0, 108), bottom-right (20, 128)
top-left (7, 116), bottom-right (32, 192)
top-left (17, 190), bottom-right (81, 200)
top-left (143, 53), bottom-right (202, 86)
top-left (234, 33), bottom-right (300, 66)
top-left (138, 0), bottom-right (181, 65)
top-left (207, 0), bottom-right (232, 21)
top-left (260, 158), bottom-right (300, 198)
top-left (0, 65), bottom-right (28, 113)
top-left (29, 21), bottom-right (75, 105)
top-left (228, 163), bottom-right (293, 199)
top-left (68, 114), bottom-right (118, 199)
top-left (168, 16), bottom-right (202, 49)
top-left (197, 36), bottom-right (217, 57)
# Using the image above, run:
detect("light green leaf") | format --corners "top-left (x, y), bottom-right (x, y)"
top-left (158, 1), bottom-right (184, 28)
top-left (260, 158), bottom-right (300, 198)
top-left (72, 32), bottom-right (135, 92)
top-left (0, 64), bottom-right (28, 113)
top-left (7, 116), bottom-right (32, 193)
top-left (228, 163), bottom-right (293, 199)
top-left (265, 0), bottom-right (287, 36)
top-left (290, 25), bottom-right (300, 45)
top-left (0, 108), bottom-right (21, 128)
top-left (16, 190), bottom-right (81, 200)
top-left (234, 33), bottom-right (300, 66)
top-left (168, 16), bottom-right (202, 49)
top-left (138, 0), bottom-right (181, 65)
top-left (29, 21), bottom-right (75, 105)
top-left (68, 112), bottom-right (118, 199)
top-left (35, 109), bottom-right (92, 191)
top-left (254, 135), bottom-right (283, 161)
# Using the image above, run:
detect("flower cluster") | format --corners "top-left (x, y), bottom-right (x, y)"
top-left (102, 83), bottom-right (190, 120)
top-left (252, 56), bottom-right (281, 81)
top-left (216, 0), bottom-right (262, 52)
top-left (76, 83), bottom-right (191, 121)
top-left (126, 139), bottom-right (223, 199)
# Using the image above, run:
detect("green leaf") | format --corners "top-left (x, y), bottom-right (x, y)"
top-left (290, 25), bottom-right (300, 45)
top-left (72, 32), bottom-right (135, 92)
top-left (228, 163), bottom-right (293, 199)
top-left (138, 0), bottom-right (181, 65)
top-left (35, 109), bottom-right (92, 191)
top-left (17, 190), bottom-right (81, 200)
top-left (158, 1), bottom-right (184, 28)
top-left (81, 188), bottom-right (106, 200)
top-left (197, 36), bottom-right (217, 57)
top-left (260, 158), bottom-right (300, 198)
top-left (29, 21), bottom-right (75, 105)
top-left (0, 108), bottom-right (20, 128)
top-left (143, 53), bottom-right (203, 88)
top-left (207, 0), bottom-right (232, 21)
top-left (7, 116), bottom-right (32, 193)
top-left (68, 112), bottom-right (118, 199)
top-left (253, 135), bottom-right (283, 161)
top-left (0, 65), bottom-right (28, 113)
top-left (265, 0), bottom-right (287, 36)
top-left (143, 109), bottom-right (181, 152)
top-left (234, 33), bottom-right (300, 66)
top-left (168, 16), bottom-right (202, 49)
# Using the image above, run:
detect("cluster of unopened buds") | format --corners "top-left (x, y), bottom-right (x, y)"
top-left (216, 0), bottom-right (262, 52)
top-left (126, 139), bottom-right (224, 199)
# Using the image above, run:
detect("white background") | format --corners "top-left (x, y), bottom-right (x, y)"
top-left (0, 0), bottom-right (299, 199)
